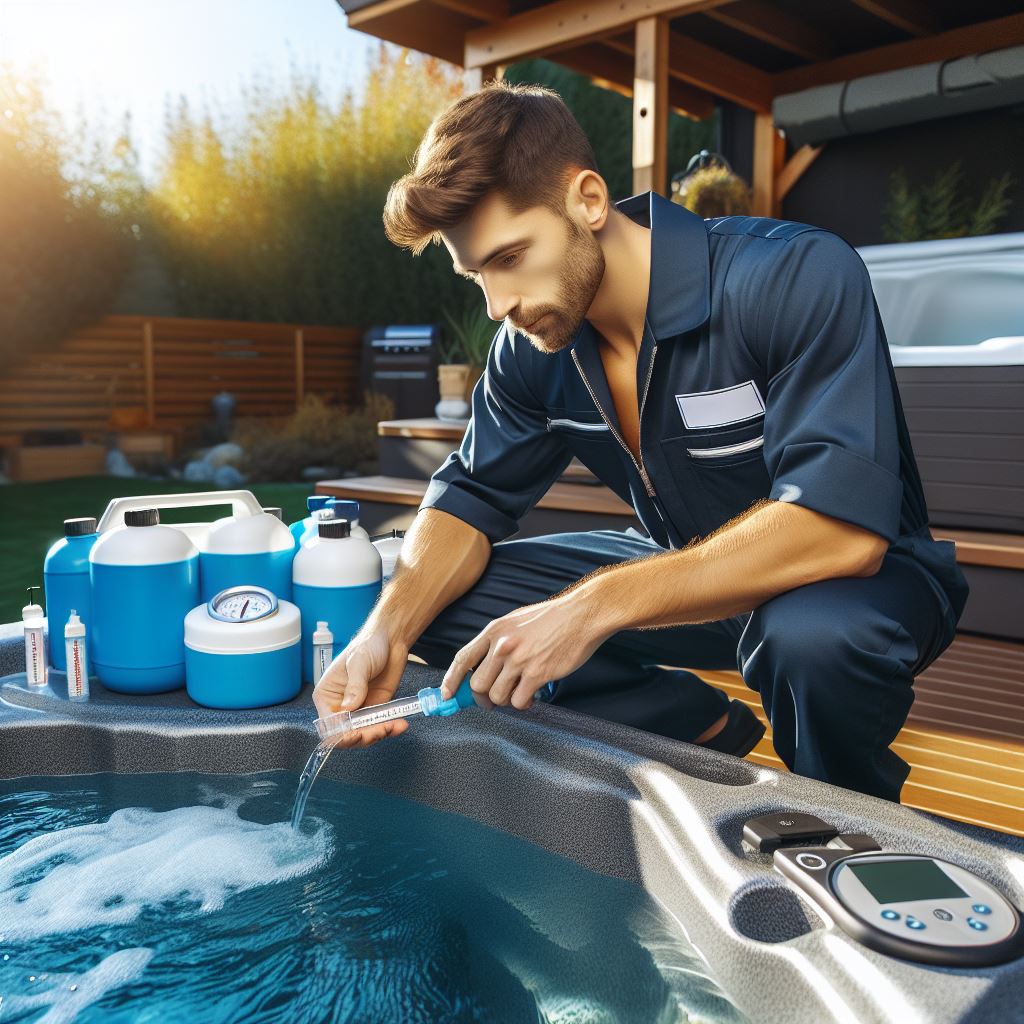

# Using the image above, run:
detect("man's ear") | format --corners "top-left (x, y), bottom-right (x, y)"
top-left (566, 169), bottom-right (609, 234)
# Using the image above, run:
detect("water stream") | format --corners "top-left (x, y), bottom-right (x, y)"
top-left (290, 740), bottom-right (333, 830)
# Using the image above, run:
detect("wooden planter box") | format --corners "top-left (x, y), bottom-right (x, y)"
top-left (8, 444), bottom-right (107, 483)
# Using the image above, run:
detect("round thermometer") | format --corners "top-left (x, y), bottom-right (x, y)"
top-left (208, 585), bottom-right (279, 623)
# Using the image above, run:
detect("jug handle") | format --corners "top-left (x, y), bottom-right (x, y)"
top-left (96, 490), bottom-right (264, 533)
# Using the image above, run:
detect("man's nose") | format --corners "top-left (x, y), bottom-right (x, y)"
top-left (482, 281), bottom-right (517, 322)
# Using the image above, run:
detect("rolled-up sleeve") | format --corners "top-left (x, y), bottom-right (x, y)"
top-left (754, 230), bottom-right (903, 542)
top-left (419, 325), bottom-right (573, 542)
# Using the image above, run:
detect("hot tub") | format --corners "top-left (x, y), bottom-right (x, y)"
top-left (858, 232), bottom-right (1024, 536)
top-left (0, 626), bottom-right (1021, 1023)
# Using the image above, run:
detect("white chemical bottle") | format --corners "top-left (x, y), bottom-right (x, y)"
top-left (22, 586), bottom-right (47, 688)
top-left (372, 529), bottom-right (405, 585)
top-left (312, 621), bottom-right (334, 685)
top-left (65, 610), bottom-right (90, 702)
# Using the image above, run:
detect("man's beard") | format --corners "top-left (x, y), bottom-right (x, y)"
top-left (510, 219), bottom-right (605, 354)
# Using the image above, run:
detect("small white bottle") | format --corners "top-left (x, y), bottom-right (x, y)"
top-left (65, 610), bottom-right (90, 702)
top-left (312, 621), bottom-right (334, 685)
top-left (22, 586), bottom-right (47, 688)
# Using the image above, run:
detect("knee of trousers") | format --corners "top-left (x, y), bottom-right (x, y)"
top-left (738, 591), bottom-right (917, 706)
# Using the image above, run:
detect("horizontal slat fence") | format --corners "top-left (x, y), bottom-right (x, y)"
top-left (0, 316), bottom-right (363, 438)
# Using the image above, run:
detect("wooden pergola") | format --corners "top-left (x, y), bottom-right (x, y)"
top-left (336, 0), bottom-right (1024, 215)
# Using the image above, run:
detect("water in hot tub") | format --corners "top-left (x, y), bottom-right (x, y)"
top-left (0, 772), bottom-right (747, 1024)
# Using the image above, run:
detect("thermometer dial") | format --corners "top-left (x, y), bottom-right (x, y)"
top-left (208, 586), bottom-right (279, 623)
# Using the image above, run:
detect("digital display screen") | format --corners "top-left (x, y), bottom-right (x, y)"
top-left (848, 859), bottom-right (968, 905)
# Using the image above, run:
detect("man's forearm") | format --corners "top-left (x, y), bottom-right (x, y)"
top-left (579, 500), bottom-right (887, 636)
top-left (365, 507), bottom-right (491, 649)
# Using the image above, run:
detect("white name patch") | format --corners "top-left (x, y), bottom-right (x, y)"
top-left (675, 380), bottom-right (765, 429)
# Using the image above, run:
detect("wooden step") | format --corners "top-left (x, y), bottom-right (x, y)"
top-left (318, 474), bottom-right (634, 516)
top-left (932, 527), bottom-right (1024, 570)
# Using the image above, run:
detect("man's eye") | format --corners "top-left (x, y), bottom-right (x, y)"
top-left (500, 253), bottom-right (520, 268)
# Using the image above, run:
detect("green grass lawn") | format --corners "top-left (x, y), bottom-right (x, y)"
top-left (0, 476), bottom-right (311, 625)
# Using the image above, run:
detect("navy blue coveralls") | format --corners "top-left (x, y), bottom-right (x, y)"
top-left (410, 191), bottom-right (969, 802)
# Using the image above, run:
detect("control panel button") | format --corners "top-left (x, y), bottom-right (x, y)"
top-left (971, 904), bottom-right (991, 915)
top-left (967, 918), bottom-right (988, 931)
top-left (795, 853), bottom-right (827, 870)
top-left (906, 917), bottom-right (926, 930)
top-left (881, 909), bottom-right (900, 921)
top-left (932, 909), bottom-right (953, 921)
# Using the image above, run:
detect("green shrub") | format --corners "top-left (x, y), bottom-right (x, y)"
top-left (236, 391), bottom-right (394, 482)
top-left (883, 161), bottom-right (1015, 242)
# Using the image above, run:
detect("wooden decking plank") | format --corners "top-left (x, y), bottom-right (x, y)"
top-left (693, 634), bottom-right (1024, 837)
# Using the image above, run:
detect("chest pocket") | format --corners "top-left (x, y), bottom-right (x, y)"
top-left (661, 418), bottom-right (771, 531)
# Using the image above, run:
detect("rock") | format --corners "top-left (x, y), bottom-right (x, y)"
top-left (212, 464), bottom-right (246, 488)
top-left (106, 449), bottom-right (136, 478)
top-left (204, 442), bottom-right (244, 468)
top-left (184, 459), bottom-right (215, 483)
top-left (301, 466), bottom-right (340, 481)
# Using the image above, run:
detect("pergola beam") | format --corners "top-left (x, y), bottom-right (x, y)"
top-left (632, 17), bottom-right (670, 195)
top-left (556, 42), bottom-right (716, 120)
top-left (604, 31), bottom-right (774, 112)
top-left (847, 0), bottom-right (944, 38)
top-left (775, 12), bottom-right (1024, 95)
top-left (464, 0), bottom-right (732, 69)
top-left (776, 144), bottom-right (823, 203)
top-left (706, 0), bottom-right (834, 63)
top-left (432, 0), bottom-right (509, 22)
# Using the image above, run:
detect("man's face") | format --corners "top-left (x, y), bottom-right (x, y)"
top-left (442, 191), bottom-right (605, 354)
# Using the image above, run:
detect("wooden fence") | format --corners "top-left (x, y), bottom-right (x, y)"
top-left (0, 315), bottom-right (363, 439)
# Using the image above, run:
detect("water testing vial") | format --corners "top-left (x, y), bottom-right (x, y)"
top-left (312, 621), bottom-right (334, 685)
top-left (64, 610), bottom-right (90, 702)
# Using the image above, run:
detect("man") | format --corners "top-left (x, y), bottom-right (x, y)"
top-left (314, 82), bottom-right (968, 802)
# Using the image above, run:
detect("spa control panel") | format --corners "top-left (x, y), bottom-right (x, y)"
top-left (774, 848), bottom-right (1023, 967)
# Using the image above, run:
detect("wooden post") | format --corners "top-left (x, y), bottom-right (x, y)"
top-left (142, 321), bottom-right (155, 426)
top-left (294, 328), bottom-right (305, 408)
top-left (632, 17), bottom-right (669, 196)
top-left (752, 112), bottom-right (786, 217)
top-left (463, 63), bottom-right (504, 92)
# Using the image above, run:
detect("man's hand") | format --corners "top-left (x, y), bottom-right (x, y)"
top-left (439, 590), bottom-right (610, 709)
top-left (312, 626), bottom-right (411, 749)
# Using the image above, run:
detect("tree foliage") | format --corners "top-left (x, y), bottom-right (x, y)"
top-left (0, 65), bottom-right (142, 373)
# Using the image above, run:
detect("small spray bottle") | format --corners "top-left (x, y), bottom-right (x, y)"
top-left (22, 586), bottom-right (47, 688)
top-left (312, 621), bottom-right (334, 685)
top-left (64, 610), bottom-right (90, 702)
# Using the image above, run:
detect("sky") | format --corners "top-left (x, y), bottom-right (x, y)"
top-left (0, 0), bottom-right (385, 179)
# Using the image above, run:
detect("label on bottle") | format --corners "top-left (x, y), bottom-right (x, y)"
top-left (66, 637), bottom-right (89, 700)
top-left (24, 627), bottom-right (47, 686)
top-left (313, 642), bottom-right (334, 685)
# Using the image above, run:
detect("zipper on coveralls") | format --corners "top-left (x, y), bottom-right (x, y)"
top-left (570, 346), bottom-right (659, 498)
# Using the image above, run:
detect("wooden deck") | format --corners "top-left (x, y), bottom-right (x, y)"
top-left (701, 633), bottom-right (1024, 837)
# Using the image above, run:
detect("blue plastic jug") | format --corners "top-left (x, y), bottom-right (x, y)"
top-left (292, 519), bottom-right (382, 684)
top-left (43, 517), bottom-right (98, 670)
top-left (200, 508), bottom-right (295, 602)
top-left (89, 508), bottom-right (199, 693)
top-left (289, 495), bottom-right (333, 550)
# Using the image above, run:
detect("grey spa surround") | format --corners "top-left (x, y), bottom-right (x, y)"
top-left (1, 625), bottom-right (1022, 1024)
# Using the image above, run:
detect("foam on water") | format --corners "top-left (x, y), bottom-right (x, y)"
top-left (0, 948), bottom-right (153, 1024)
top-left (0, 803), bottom-right (332, 940)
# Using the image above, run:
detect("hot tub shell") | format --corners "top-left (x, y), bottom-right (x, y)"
top-left (0, 625), bottom-right (1021, 1024)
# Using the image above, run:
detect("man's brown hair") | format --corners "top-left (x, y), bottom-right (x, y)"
top-left (383, 81), bottom-right (598, 255)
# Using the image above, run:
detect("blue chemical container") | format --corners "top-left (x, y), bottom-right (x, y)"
top-left (293, 519), bottom-right (382, 684)
top-left (43, 517), bottom-right (98, 670)
top-left (89, 508), bottom-right (199, 693)
top-left (200, 508), bottom-right (295, 602)
top-left (288, 495), bottom-right (333, 550)
top-left (185, 587), bottom-right (301, 709)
